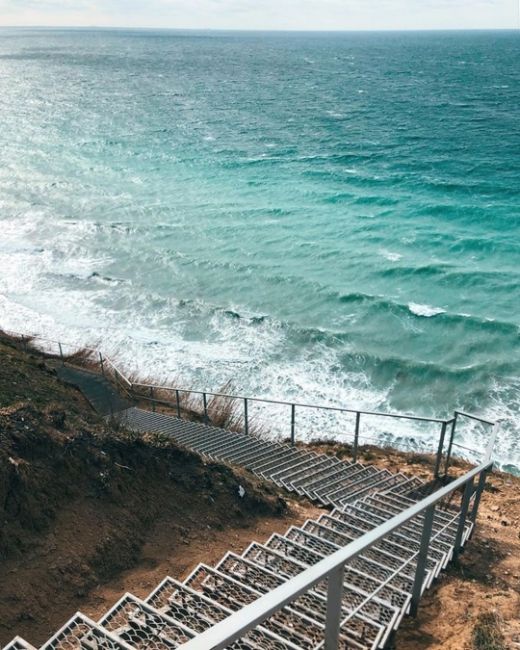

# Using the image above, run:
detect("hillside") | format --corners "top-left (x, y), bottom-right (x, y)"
top-left (0, 336), bottom-right (320, 645)
top-left (0, 333), bottom-right (518, 649)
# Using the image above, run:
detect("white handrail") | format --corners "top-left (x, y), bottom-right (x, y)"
top-left (175, 460), bottom-right (492, 650)
top-left (0, 327), bottom-right (496, 465)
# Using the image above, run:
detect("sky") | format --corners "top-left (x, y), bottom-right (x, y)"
top-left (0, 0), bottom-right (518, 31)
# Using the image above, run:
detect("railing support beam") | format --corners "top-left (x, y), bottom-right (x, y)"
top-left (175, 389), bottom-right (181, 418)
top-left (410, 504), bottom-right (435, 617)
top-left (290, 404), bottom-right (296, 446)
top-left (353, 412), bottom-right (360, 462)
top-left (324, 566), bottom-right (344, 650)
top-left (453, 477), bottom-right (474, 559)
top-left (443, 412), bottom-right (458, 478)
top-left (203, 392), bottom-right (208, 422)
top-left (434, 421), bottom-right (447, 480)
top-left (469, 468), bottom-right (488, 528)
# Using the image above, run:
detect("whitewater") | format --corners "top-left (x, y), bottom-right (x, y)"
top-left (0, 28), bottom-right (518, 472)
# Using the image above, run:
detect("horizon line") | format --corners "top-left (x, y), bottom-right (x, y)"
top-left (0, 25), bottom-right (518, 33)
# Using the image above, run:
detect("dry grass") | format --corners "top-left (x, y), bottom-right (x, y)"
top-left (472, 612), bottom-right (506, 650)
top-left (0, 329), bottom-right (100, 370)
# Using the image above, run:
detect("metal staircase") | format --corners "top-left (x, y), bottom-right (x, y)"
top-left (3, 475), bottom-right (478, 650)
top-left (0, 333), bottom-right (495, 650)
top-left (117, 407), bottom-right (419, 509)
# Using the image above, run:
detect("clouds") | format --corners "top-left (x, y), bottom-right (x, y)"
top-left (0, 0), bottom-right (517, 30)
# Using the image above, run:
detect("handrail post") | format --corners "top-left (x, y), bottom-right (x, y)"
top-left (443, 412), bottom-right (458, 477)
top-left (434, 421), bottom-right (447, 480)
top-left (468, 467), bottom-right (489, 530)
top-left (203, 392), bottom-right (208, 422)
top-left (244, 398), bottom-right (249, 436)
top-left (150, 386), bottom-right (155, 412)
top-left (410, 503), bottom-right (435, 617)
top-left (58, 342), bottom-right (65, 366)
top-left (353, 412), bottom-right (360, 462)
top-left (176, 389), bottom-right (181, 418)
top-left (484, 422), bottom-right (499, 462)
top-left (453, 477), bottom-right (474, 560)
top-left (290, 404), bottom-right (296, 446)
top-left (99, 352), bottom-right (105, 377)
top-left (324, 566), bottom-right (344, 650)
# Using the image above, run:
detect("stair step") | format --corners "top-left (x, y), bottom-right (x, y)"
top-left (367, 494), bottom-right (465, 548)
top-left (338, 473), bottom-right (412, 506)
top-left (146, 577), bottom-right (300, 649)
top-left (245, 540), bottom-right (415, 606)
top-left (184, 429), bottom-right (239, 454)
top-left (217, 552), bottom-right (386, 649)
top-left (246, 447), bottom-right (296, 472)
top-left (206, 438), bottom-right (261, 462)
top-left (361, 496), bottom-right (463, 543)
top-left (99, 592), bottom-right (197, 647)
top-left (302, 520), bottom-right (440, 585)
top-left (252, 450), bottom-right (306, 476)
top-left (383, 476), bottom-right (425, 496)
top-left (227, 442), bottom-right (287, 467)
top-left (40, 613), bottom-right (133, 650)
top-left (317, 465), bottom-right (380, 503)
top-left (268, 455), bottom-right (322, 485)
top-left (258, 452), bottom-right (312, 481)
top-left (302, 462), bottom-right (367, 500)
top-left (336, 503), bottom-right (455, 569)
top-left (323, 469), bottom-right (392, 505)
top-left (290, 458), bottom-right (348, 494)
top-left (182, 564), bottom-right (323, 649)
top-left (217, 439), bottom-right (274, 463)
top-left (280, 456), bottom-right (341, 491)
top-left (279, 527), bottom-right (422, 588)
top-left (320, 513), bottom-right (449, 572)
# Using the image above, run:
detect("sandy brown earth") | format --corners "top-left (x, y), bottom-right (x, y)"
top-left (0, 333), bottom-right (518, 649)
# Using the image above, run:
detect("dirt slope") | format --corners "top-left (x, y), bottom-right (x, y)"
top-left (0, 339), bottom-right (320, 645)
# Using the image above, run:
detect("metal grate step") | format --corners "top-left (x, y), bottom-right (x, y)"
top-left (323, 469), bottom-right (392, 505)
top-left (316, 466), bottom-right (381, 503)
top-left (99, 592), bottom-right (197, 648)
top-left (217, 552), bottom-right (386, 650)
top-left (320, 512), bottom-right (449, 573)
top-left (338, 473), bottom-right (412, 506)
top-left (182, 564), bottom-right (324, 649)
top-left (280, 456), bottom-right (344, 492)
top-left (257, 452), bottom-right (313, 481)
top-left (302, 519), bottom-right (440, 585)
top-left (40, 613), bottom-right (134, 650)
top-left (302, 462), bottom-right (367, 500)
top-left (360, 496), bottom-right (465, 544)
top-left (245, 447), bottom-right (298, 473)
top-left (289, 458), bottom-right (349, 494)
top-left (145, 577), bottom-right (300, 650)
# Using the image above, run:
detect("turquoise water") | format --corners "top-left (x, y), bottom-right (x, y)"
top-left (0, 29), bottom-right (518, 470)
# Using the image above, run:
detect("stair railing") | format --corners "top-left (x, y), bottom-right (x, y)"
top-left (1, 328), bottom-right (497, 475)
top-left (173, 460), bottom-right (493, 650)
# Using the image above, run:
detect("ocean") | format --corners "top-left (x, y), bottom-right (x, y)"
top-left (0, 28), bottom-right (518, 472)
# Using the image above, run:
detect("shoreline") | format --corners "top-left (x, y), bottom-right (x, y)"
top-left (1, 325), bottom-right (516, 478)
